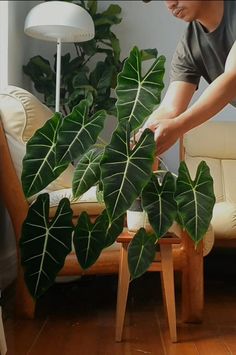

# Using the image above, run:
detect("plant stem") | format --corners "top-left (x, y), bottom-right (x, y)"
top-left (82, 53), bottom-right (95, 68)
top-left (97, 136), bottom-right (108, 146)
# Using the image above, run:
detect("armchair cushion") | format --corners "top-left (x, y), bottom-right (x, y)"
top-left (183, 121), bottom-right (236, 241)
top-left (0, 86), bottom-right (75, 197)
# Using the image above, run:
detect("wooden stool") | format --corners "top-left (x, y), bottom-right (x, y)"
top-left (115, 231), bottom-right (180, 343)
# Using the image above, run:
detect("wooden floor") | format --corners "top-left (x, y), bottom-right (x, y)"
top-left (2, 247), bottom-right (236, 355)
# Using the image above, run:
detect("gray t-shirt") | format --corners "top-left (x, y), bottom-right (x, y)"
top-left (170, 0), bottom-right (236, 106)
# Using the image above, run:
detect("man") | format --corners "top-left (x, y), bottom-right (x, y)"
top-left (142, 0), bottom-right (236, 154)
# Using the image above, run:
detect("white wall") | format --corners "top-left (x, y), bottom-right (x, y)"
top-left (0, 1), bottom-right (9, 90)
top-left (8, 1), bottom-right (38, 87)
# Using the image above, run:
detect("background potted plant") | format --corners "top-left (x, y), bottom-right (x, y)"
top-left (23, 0), bottom-right (158, 117)
top-left (20, 46), bottom-right (215, 298)
top-left (23, 0), bottom-right (123, 116)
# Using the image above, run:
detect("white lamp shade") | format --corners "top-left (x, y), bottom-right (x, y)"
top-left (24, 1), bottom-right (95, 42)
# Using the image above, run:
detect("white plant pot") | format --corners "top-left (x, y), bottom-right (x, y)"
top-left (127, 199), bottom-right (153, 233)
top-left (127, 209), bottom-right (148, 232)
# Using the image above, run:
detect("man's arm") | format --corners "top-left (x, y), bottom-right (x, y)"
top-left (143, 80), bottom-right (196, 128)
top-left (155, 41), bottom-right (236, 154)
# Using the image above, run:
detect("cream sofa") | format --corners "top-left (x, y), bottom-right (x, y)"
top-left (183, 121), bottom-right (236, 246)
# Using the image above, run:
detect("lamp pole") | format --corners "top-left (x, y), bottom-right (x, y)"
top-left (56, 38), bottom-right (61, 112)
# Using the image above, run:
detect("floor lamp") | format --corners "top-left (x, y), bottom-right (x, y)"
top-left (24, 1), bottom-right (95, 112)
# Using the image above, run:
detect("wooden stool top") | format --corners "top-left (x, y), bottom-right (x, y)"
top-left (117, 229), bottom-right (181, 245)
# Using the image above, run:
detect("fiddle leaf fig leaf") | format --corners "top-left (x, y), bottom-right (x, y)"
top-left (128, 228), bottom-right (156, 280)
top-left (21, 113), bottom-right (68, 198)
top-left (87, 0), bottom-right (97, 16)
top-left (142, 172), bottom-right (177, 239)
top-left (101, 121), bottom-right (155, 222)
top-left (56, 99), bottom-right (106, 165)
top-left (116, 46), bottom-right (165, 131)
top-left (73, 210), bottom-right (108, 269)
top-left (72, 149), bottom-right (103, 199)
top-left (20, 194), bottom-right (73, 298)
top-left (175, 161), bottom-right (215, 246)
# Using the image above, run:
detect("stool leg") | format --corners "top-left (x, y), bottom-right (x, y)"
top-left (181, 231), bottom-right (203, 323)
top-left (0, 307), bottom-right (7, 355)
top-left (115, 244), bottom-right (130, 342)
top-left (160, 244), bottom-right (177, 343)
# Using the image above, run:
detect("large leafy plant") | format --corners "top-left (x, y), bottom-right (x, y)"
top-left (20, 46), bottom-right (215, 298)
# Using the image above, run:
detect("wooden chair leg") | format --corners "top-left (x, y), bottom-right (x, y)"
top-left (115, 244), bottom-right (130, 342)
top-left (160, 244), bottom-right (177, 343)
top-left (15, 265), bottom-right (35, 319)
top-left (0, 307), bottom-right (7, 355)
top-left (181, 231), bottom-right (203, 323)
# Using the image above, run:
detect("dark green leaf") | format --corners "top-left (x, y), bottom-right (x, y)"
top-left (78, 39), bottom-right (97, 56)
top-left (116, 46), bottom-right (165, 131)
top-left (140, 48), bottom-right (158, 61)
top-left (73, 71), bottom-right (89, 88)
top-left (20, 194), bottom-right (73, 298)
top-left (102, 4), bottom-right (122, 17)
top-left (73, 211), bottom-right (108, 269)
top-left (175, 161), bottom-right (215, 246)
top-left (128, 228), bottom-right (156, 280)
top-left (21, 113), bottom-right (68, 198)
top-left (101, 121), bottom-right (155, 222)
top-left (56, 99), bottom-right (106, 165)
top-left (87, 0), bottom-right (97, 16)
top-left (103, 213), bottom-right (125, 248)
top-left (110, 33), bottom-right (121, 64)
top-left (72, 149), bottom-right (102, 199)
top-left (142, 172), bottom-right (177, 239)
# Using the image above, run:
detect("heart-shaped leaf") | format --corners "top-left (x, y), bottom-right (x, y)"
top-left (73, 210), bottom-right (108, 269)
top-left (175, 161), bottom-right (215, 245)
top-left (142, 172), bottom-right (177, 239)
top-left (103, 213), bottom-right (125, 248)
top-left (128, 228), bottom-right (156, 280)
top-left (101, 121), bottom-right (156, 222)
top-left (72, 149), bottom-right (103, 199)
top-left (20, 194), bottom-right (73, 298)
top-left (116, 46), bottom-right (165, 131)
top-left (21, 113), bottom-right (68, 198)
top-left (56, 99), bottom-right (106, 165)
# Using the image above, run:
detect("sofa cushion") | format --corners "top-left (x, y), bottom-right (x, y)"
top-left (184, 121), bottom-right (236, 159)
top-left (0, 86), bottom-right (52, 143)
top-left (184, 121), bottom-right (236, 241)
top-left (0, 86), bottom-right (75, 198)
top-left (46, 186), bottom-right (105, 218)
top-left (212, 202), bottom-right (236, 239)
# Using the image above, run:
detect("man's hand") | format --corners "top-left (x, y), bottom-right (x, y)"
top-left (152, 118), bottom-right (182, 154)
top-left (136, 118), bottom-right (182, 154)
top-left (135, 81), bottom-right (196, 152)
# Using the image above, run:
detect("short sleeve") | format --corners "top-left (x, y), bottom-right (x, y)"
top-left (170, 29), bottom-right (201, 87)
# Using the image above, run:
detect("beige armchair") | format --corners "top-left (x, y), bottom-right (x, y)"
top-left (181, 121), bottom-right (236, 247)
top-left (0, 86), bottom-right (208, 322)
